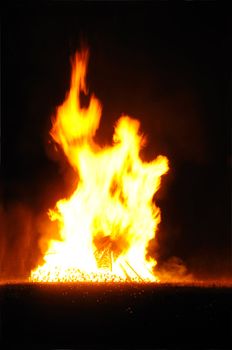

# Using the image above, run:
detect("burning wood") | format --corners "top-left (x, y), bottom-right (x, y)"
top-left (30, 48), bottom-right (169, 283)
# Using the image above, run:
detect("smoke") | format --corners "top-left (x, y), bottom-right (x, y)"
top-left (0, 197), bottom-right (64, 283)
top-left (0, 202), bottom-right (40, 282)
top-left (154, 256), bottom-right (193, 283)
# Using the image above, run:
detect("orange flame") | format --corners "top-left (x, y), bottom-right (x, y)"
top-left (30, 49), bottom-right (169, 282)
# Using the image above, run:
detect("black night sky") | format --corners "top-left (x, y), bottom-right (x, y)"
top-left (1, 2), bottom-right (231, 281)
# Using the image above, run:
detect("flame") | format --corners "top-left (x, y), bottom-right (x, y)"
top-left (30, 49), bottom-right (169, 283)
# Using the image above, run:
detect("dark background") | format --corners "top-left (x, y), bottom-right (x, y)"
top-left (1, 2), bottom-right (231, 281)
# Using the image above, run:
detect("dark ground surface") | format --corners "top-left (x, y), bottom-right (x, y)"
top-left (0, 283), bottom-right (231, 349)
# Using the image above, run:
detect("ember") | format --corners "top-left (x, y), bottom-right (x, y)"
top-left (30, 48), bottom-right (169, 283)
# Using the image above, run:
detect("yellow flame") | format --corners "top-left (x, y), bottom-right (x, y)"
top-left (30, 49), bottom-right (169, 283)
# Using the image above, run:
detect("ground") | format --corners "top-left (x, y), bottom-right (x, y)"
top-left (0, 283), bottom-right (231, 348)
